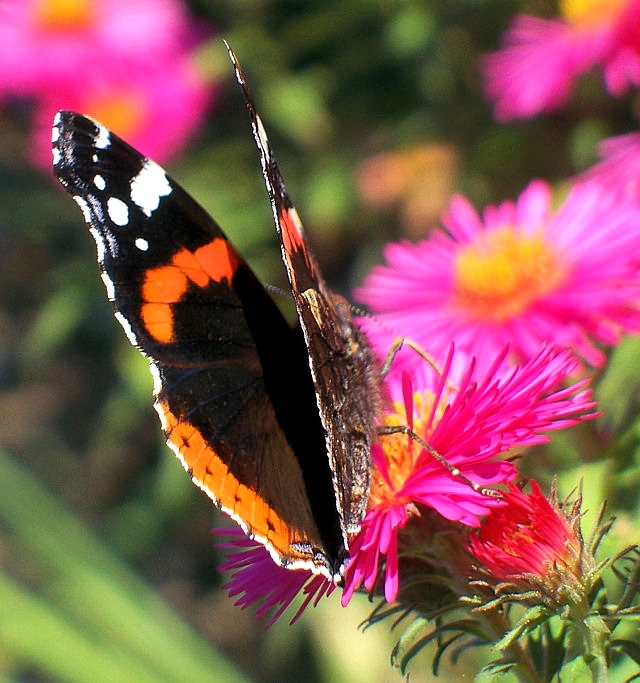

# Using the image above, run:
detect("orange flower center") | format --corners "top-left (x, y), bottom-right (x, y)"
top-left (34, 0), bottom-right (93, 32)
top-left (559, 0), bottom-right (628, 29)
top-left (452, 227), bottom-right (566, 322)
top-left (369, 392), bottom-right (440, 509)
top-left (84, 92), bottom-right (145, 141)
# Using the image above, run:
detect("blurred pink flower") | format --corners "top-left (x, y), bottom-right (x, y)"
top-left (356, 180), bottom-right (640, 374)
top-left (342, 345), bottom-right (596, 604)
top-left (483, 0), bottom-right (640, 120)
top-left (0, 0), bottom-right (198, 98)
top-left (579, 131), bottom-right (640, 201)
top-left (33, 55), bottom-right (213, 166)
top-left (0, 0), bottom-right (216, 166)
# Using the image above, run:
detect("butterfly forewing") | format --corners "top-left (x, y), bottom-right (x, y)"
top-left (53, 110), bottom-right (348, 578)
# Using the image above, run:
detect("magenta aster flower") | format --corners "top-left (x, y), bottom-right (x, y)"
top-left (467, 480), bottom-right (581, 582)
top-left (0, 0), bottom-right (217, 167)
top-left (216, 346), bottom-right (595, 620)
top-left (32, 55), bottom-right (213, 166)
top-left (356, 180), bottom-right (640, 374)
top-left (216, 529), bottom-right (335, 628)
top-left (0, 0), bottom-right (198, 98)
top-left (466, 480), bottom-right (592, 608)
top-left (482, 0), bottom-right (640, 121)
top-left (342, 344), bottom-right (596, 605)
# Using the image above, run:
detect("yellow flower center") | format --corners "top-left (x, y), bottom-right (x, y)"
top-left (34, 0), bottom-right (92, 32)
top-left (369, 392), bottom-right (441, 509)
top-left (559, 0), bottom-right (628, 29)
top-left (452, 227), bottom-right (566, 322)
top-left (84, 92), bottom-right (145, 141)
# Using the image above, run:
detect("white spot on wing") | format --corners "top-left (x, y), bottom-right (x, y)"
top-left (93, 174), bottom-right (106, 191)
top-left (89, 226), bottom-right (106, 263)
top-left (149, 362), bottom-right (163, 399)
top-left (255, 115), bottom-right (269, 156)
top-left (94, 124), bottom-right (111, 149)
top-left (52, 147), bottom-right (61, 166)
top-left (104, 228), bottom-right (118, 258)
top-left (135, 237), bottom-right (149, 251)
top-left (288, 206), bottom-right (304, 239)
top-left (130, 159), bottom-right (172, 217)
top-left (107, 197), bottom-right (129, 226)
top-left (51, 123), bottom-right (60, 145)
top-left (92, 153), bottom-right (98, 163)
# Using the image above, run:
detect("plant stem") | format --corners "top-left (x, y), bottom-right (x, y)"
top-left (481, 609), bottom-right (542, 683)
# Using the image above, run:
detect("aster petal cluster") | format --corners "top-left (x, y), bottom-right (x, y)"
top-left (341, 345), bottom-right (596, 605)
top-left (356, 179), bottom-right (640, 375)
top-left (482, 0), bottom-right (640, 121)
top-left (467, 480), bottom-right (587, 596)
top-left (215, 529), bottom-right (335, 628)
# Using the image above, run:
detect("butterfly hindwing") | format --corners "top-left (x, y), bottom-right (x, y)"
top-left (228, 46), bottom-right (381, 539)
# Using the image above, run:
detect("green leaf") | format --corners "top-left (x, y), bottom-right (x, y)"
top-left (557, 655), bottom-right (593, 682)
top-left (0, 449), bottom-right (249, 683)
top-left (475, 660), bottom-right (517, 681)
top-left (612, 638), bottom-right (640, 665)
top-left (495, 605), bottom-right (550, 651)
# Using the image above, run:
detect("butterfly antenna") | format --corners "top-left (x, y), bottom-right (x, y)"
top-left (264, 283), bottom-right (292, 300)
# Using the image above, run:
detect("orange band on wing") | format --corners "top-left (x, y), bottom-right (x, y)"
top-left (279, 206), bottom-right (316, 280)
top-left (140, 302), bottom-right (175, 343)
top-left (195, 239), bottom-right (240, 283)
top-left (279, 206), bottom-right (305, 254)
top-left (140, 237), bottom-right (241, 343)
top-left (159, 401), bottom-right (308, 560)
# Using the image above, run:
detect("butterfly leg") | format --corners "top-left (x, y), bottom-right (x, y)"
top-left (377, 337), bottom-right (502, 500)
top-left (378, 336), bottom-right (444, 379)
top-left (377, 424), bottom-right (503, 500)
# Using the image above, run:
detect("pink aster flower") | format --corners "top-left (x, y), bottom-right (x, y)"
top-left (466, 480), bottom-right (591, 607)
top-left (483, 0), bottom-right (640, 121)
top-left (0, 0), bottom-right (199, 98)
top-left (342, 344), bottom-right (596, 605)
top-left (215, 345), bottom-right (595, 621)
top-left (467, 480), bottom-right (580, 581)
top-left (31, 54), bottom-right (213, 167)
top-left (216, 529), bottom-right (335, 628)
top-left (356, 179), bottom-right (640, 375)
top-left (0, 0), bottom-right (217, 168)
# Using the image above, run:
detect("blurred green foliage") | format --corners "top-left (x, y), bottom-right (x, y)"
top-left (2, 1), bottom-right (640, 681)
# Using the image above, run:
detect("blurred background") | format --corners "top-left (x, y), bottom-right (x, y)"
top-left (2, 1), bottom-right (640, 681)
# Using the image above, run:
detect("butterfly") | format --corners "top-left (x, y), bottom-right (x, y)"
top-left (52, 46), bottom-right (381, 582)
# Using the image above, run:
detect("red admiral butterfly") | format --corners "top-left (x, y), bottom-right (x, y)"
top-left (52, 47), bottom-right (381, 581)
